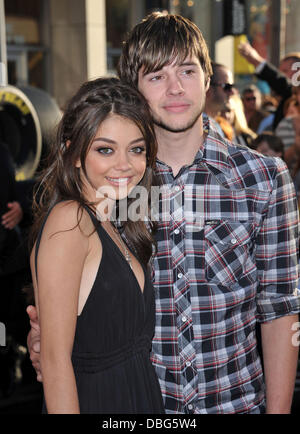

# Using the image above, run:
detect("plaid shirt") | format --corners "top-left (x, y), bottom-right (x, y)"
top-left (149, 115), bottom-right (300, 414)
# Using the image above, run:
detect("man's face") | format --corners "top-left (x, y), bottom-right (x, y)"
top-left (242, 91), bottom-right (257, 111)
top-left (210, 67), bottom-right (235, 113)
top-left (137, 56), bottom-right (209, 133)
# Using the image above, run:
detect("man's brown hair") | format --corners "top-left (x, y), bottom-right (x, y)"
top-left (118, 11), bottom-right (212, 88)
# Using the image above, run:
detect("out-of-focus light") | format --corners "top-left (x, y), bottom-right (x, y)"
top-left (173, 0), bottom-right (180, 6)
top-left (187, 0), bottom-right (194, 6)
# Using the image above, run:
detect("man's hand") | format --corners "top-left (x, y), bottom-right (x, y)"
top-left (238, 41), bottom-right (265, 68)
top-left (2, 201), bottom-right (23, 229)
top-left (26, 305), bottom-right (42, 382)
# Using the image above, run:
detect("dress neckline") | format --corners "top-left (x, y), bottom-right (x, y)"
top-left (83, 205), bottom-right (146, 296)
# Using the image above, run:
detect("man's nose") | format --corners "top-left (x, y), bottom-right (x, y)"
top-left (166, 75), bottom-right (185, 96)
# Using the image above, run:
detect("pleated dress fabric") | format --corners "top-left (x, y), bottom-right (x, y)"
top-left (36, 206), bottom-right (165, 414)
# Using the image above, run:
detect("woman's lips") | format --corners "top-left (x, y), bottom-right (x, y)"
top-left (106, 177), bottom-right (132, 186)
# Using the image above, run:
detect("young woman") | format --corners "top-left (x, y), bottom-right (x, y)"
top-left (29, 77), bottom-right (164, 414)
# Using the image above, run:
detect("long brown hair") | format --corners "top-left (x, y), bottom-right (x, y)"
top-left (30, 77), bottom-right (158, 265)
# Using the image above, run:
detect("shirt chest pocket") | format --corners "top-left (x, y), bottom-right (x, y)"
top-left (204, 220), bottom-right (256, 287)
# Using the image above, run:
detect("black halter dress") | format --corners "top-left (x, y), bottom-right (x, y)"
top-left (35, 206), bottom-right (164, 414)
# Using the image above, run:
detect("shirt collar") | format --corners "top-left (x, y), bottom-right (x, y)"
top-left (155, 114), bottom-right (232, 176)
top-left (192, 114), bottom-right (231, 175)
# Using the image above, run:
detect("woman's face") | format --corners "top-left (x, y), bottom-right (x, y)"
top-left (77, 114), bottom-right (147, 204)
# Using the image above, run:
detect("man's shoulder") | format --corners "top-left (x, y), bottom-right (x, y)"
top-left (226, 140), bottom-right (287, 179)
top-left (204, 114), bottom-right (288, 188)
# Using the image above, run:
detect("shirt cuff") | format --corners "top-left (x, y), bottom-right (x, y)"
top-left (255, 61), bottom-right (267, 74)
top-left (256, 289), bottom-right (300, 323)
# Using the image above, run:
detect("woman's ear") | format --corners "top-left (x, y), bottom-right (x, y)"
top-left (66, 140), bottom-right (81, 168)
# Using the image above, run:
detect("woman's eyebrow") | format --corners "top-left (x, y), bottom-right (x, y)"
top-left (130, 137), bottom-right (145, 144)
top-left (93, 137), bottom-right (116, 144)
top-left (92, 137), bottom-right (145, 144)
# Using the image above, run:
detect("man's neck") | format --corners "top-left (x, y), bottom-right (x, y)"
top-left (155, 117), bottom-right (205, 176)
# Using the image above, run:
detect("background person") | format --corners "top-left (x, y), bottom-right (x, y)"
top-left (251, 132), bottom-right (284, 159)
top-left (220, 93), bottom-right (257, 147)
top-left (238, 41), bottom-right (300, 130)
top-left (241, 84), bottom-right (269, 133)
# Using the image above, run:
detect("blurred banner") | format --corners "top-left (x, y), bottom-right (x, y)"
top-left (223, 0), bottom-right (248, 36)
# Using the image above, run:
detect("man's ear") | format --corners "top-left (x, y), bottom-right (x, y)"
top-left (205, 77), bottom-right (211, 92)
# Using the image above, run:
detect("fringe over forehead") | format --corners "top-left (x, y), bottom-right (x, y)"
top-left (118, 12), bottom-right (212, 87)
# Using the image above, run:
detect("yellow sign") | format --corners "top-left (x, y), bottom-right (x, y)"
top-left (15, 172), bottom-right (26, 181)
top-left (234, 35), bottom-right (255, 75)
top-left (0, 91), bottom-right (31, 116)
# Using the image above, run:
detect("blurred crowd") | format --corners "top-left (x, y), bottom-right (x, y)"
top-left (206, 41), bottom-right (300, 204)
top-left (0, 134), bottom-right (35, 399)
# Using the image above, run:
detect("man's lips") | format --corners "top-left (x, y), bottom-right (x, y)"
top-left (163, 103), bottom-right (191, 113)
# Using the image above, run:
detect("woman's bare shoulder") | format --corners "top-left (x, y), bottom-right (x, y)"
top-left (43, 200), bottom-right (94, 238)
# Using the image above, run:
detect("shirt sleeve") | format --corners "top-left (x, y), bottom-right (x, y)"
top-left (255, 60), bottom-right (267, 74)
top-left (256, 157), bottom-right (300, 323)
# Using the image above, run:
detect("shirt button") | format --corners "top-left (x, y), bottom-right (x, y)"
top-left (178, 273), bottom-right (183, 279)
top-left (174, 229), bottom-right (180, 235)
top-left (231, 238), bottom-right (237, 245)
top-left (188, 404), bottom-right (194, 411)
top-left (174, 186), bottom-right (180, 192)
top-left (186, 361), bottom-right (192, 367)
top-left (182, 316), bottom-right (187, 322)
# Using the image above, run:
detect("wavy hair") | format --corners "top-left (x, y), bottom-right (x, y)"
top-left (30, 77), bottom-right (158, 265)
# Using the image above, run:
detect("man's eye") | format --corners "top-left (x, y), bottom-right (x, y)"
top-left (182, 69), bottom-right (194, 76)
top-left (150, 75), bottom-right (162, 81)
top-left (97, 147), bottom-right (113, 155)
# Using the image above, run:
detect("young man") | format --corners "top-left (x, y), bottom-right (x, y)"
top-left (27, 12), bottom-right (299, 414)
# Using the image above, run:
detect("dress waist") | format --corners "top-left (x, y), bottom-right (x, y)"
top-left (71, 335), bottom-right (151, 373)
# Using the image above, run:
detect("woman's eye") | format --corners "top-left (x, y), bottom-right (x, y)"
top-left (97, 147), bottom-right (113, 155)
top-left (130, 146), bottom-right (146, 154)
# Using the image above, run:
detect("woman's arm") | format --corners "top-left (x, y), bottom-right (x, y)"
top-left (261, 315), bottom-right (299, 414)
top-left (32, 202), bottom-right (90, 414)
